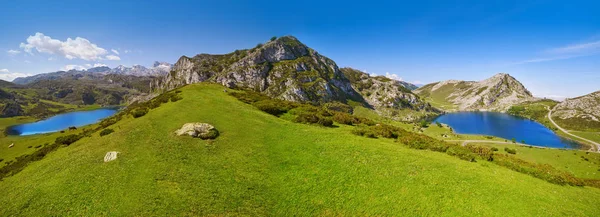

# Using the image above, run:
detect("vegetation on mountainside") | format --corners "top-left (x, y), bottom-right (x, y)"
top-left (229, 87), bottom-right (600, 188)
top-left (477, 143), bottom-right (600, 179)
top-left (1, 83), bottom-right (600, 216)
top-left (0, 74), bottom-right (153, 118)
top-left (554, 116), bottom-right (600, 132)
top-left (0, 90), bottom-right (183, 180)
top-left (507, 99), bottom-right (558, 130)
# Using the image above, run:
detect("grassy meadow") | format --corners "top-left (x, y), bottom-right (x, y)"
top-left (1, 83), bottom-right (600, 216)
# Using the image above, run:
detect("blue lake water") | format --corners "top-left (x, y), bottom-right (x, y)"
top-left (7, 108), bottom-right (118, 136)
top-left (433, 112), bottom-right (582, 149)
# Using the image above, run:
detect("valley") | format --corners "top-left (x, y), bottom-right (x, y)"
top-left (0, 35), bottom-right (599, 216)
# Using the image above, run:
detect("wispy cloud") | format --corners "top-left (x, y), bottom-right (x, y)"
top-left (515, 39), bottom-right (600, 65)
top-left (7, 49), bottom-right (21, 55)
top-left (545, 40), bottom-right (600, 55)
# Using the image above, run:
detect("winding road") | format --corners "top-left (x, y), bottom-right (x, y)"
top-left (545, 106), bottom-right (600, 152)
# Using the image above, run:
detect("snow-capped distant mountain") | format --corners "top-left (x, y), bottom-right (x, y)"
top-left (12, 62), bottom-right (173, 85)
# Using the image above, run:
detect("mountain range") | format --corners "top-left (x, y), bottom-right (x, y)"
top-left (13, 61), bottom-right (172, 85)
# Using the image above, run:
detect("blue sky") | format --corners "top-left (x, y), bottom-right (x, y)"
top-left (1, 0), bottom-right (599, 99)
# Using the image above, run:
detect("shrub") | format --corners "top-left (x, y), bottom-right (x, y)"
top-left (465, 145), bottom-right (494, 161)
top-left (0, 159), bottom-right (3, 163)
top-left (132, 109), bottom-right (148, 118)
top-left (170, 95), bottom-right (183, 102)
top-left (332, 112), bottom-right (360, 125)
top-left (352, 127), bottom-right (377, 138)
top-left (55, 134), bottom-right (83, 146)
top-left (317, 117), bottom-right (334, 127)
top-left (34, 145), bottom-right (42, 148)
top-left (447, 146), bottom-right (476, 162)
top-left (491, 147), bottom-right (499, 152)
top-left (100, 129), bottom-right (114, 137)
top-left (493, 154), bottom-right (583, 186)
top-left (323, 102), bottom-right (353, 114)
top-left (27, 146), bottom-right (32, 148)
top-left (270, 36), bottom-right (277, 41)
top-left (253, 100), bottom-right (293, 116)
top-left (505, 147), bottom-right (517, 154)
top-left (199, 129), bottom-right (219, 140)
top-left (419, 120), bottom-right (429, 128)
top-left (436, 121), bottom-right (442, 127)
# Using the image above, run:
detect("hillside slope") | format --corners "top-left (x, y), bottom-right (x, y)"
top-left (1, 83), bottom-right (599, 216)
top-left (415, 73), bottom-right (535, 111)
top-left (552, 91), bottom-right (600, 131)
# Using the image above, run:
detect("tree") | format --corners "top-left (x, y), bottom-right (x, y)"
top-left (436, 121), bottom-right (442, 127)
top-left (270, 36), bottom-right (277, 41)
top-left (512, 138), bottom-right (516, 143)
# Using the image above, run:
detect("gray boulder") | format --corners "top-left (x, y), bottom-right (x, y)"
top-left (175, 123), bottom-right (219, 140)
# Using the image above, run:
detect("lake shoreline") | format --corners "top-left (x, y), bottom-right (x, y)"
top-left (433, 111), bottom-right (587, 150)
top-left (4, 107), bottom-right (120, 136)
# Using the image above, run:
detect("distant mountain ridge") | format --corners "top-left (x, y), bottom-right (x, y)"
top-left (12, 61), bottom-right (172, 85)
top-left (414, 73), bottom-right (535, 112)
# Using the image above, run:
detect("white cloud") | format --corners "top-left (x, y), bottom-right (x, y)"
top-left (111, 49), bottom-right (119, 55)
top-left (0, 69), bottom-right (32, 81)
top-left (61, 64), bottom-right (87, 71)
top-left (7, 49), bottom-right (21, 55)
top-left (93, 63), bottom-right (107, 67)
top-left (84, 64), bottom-right (92, 68)
top-left (48, 57), bottom-right (55, 61)
top-left (105, 55), bottom-right (121, 61)
top-left (412, 80), bottom-right (425, 85)
top-left (123, 49), bottom-right (131, 54)
top-left (385, 72), bottom-right (403, 81)
top-left (19, 32), bottom-right (109, 61)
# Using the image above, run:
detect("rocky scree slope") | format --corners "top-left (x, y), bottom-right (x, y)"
top-left (153, 36), bottom-right (433, 118)
top-left (415, 73), bottom-right (535, 112)
top-left (552, 91), bottom-right (600, 129)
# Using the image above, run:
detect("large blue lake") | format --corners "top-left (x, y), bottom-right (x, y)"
top-left (7, 108), bottom-right (118, 136)
top-left (433, 112), bottom-right (582, 149)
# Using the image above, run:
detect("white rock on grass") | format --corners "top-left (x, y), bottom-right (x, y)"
top-left (104, 151), bottom-right (119, 162)
top-left (175, 123), bottom-right (219, 139)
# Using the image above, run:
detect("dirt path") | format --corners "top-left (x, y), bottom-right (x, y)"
top-left (444, 140), bottom-right (545, 148)
top-left (545, 106), bottom-right (600, 152)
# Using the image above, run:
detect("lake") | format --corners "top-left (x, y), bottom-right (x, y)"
top-left (7, 108), bottom-right (118, 136)
top-left (433, 112), bottom-right (582, 149)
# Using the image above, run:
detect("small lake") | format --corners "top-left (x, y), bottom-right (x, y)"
top-left (433, 112), bottom-right (582, 149)
top-left (7, 108), bottom-right (118, 136)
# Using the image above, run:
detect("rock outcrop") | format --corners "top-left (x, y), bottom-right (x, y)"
top-left (553, 91), bottom-right (600, 123)
top-left (175, 123), bottom-right (219, 139)
top-left (340, 68), bottom-right (432, 111)
top-left (153, 36), bottom-right (360, 104)
top-left (415, 73), bottom-right (535, 112)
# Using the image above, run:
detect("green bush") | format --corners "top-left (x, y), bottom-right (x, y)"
top-left (491, 147), bottom-right (499, 152)
top-left (465, 145), bottom-right (494, 161)
top-left (332, 112), bottom-right (360, 125)
top-left (505, 147), bottom-right (517, 154)
top-left (170, 95), bottom-right (183, 102)
top-left (323, 102), bottom-right (353, 114)
top-left (270, 36), bottom-right (277, 41)
top-left (100, 129), bottom-right (114, 137)
top-left (447, 146), bottom-right (476, 162)
top-left (199, 129), bottom-right (219, 140)
top-left (55, 134), bottom-right (83, 146)
top-left (132, 109), bottom-right (148, 118)
top-left (253, 100), bottom-right (294, 116)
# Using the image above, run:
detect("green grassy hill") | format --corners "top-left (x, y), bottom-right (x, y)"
top-left (1, 83), bottom-right (600, 216)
